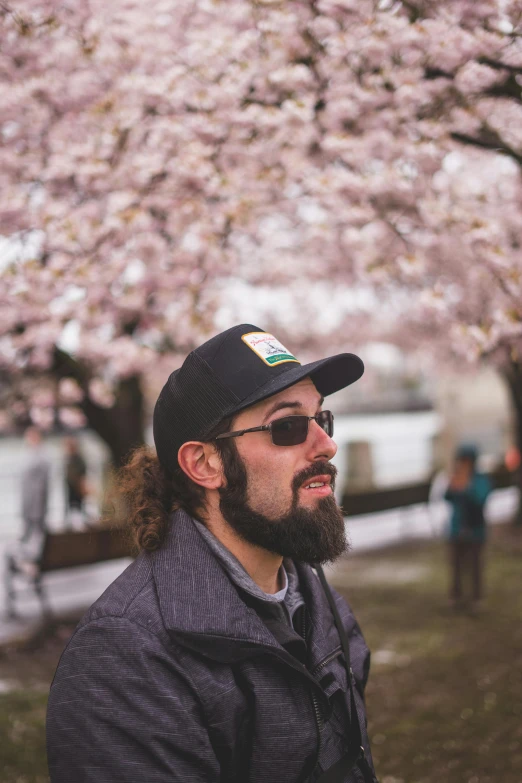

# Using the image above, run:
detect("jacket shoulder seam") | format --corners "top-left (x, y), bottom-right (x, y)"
top-left (77, 613), bottom-right (169, 647)
top-left (55, 615), bottom-right (206, 708)
top-left (120, 569), bottom-right (156, 615)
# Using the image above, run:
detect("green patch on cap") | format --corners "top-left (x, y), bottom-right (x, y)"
top-left (242, 332), bottom-right (300, 367)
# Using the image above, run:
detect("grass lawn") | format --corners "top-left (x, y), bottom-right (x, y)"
top-left (331, 526), bottom-right (522, 783)
top-left (0, 622), bottom-right (72, 783)
top-left (0, 691), bottom-right (48, 783)
top-left (0, 526), bottom-right (521, 782)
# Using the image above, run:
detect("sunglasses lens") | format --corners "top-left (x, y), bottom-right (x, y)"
top-left (318, 410), bottom-right (334, 437)
top-left (271, 416), bottom-right (309, 446)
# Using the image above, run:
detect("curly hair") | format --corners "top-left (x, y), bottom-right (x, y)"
top-left (110, 416), bottom-right (236, 552)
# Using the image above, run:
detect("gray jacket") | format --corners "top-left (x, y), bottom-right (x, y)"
top-left (20, 450), bottom-right (49, 548)
top-left (47, 510), bottom-right (375, 782)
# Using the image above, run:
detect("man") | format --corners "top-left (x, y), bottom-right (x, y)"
top-left (20, 426), bottom-right (50, 555)
top-left (444, 443), bottom-right (491, 612)
top-left (47, 324), bottom-right (377, 783)
top-left (63, 436), bottom-right (88, 525)
top-left (5, 426), bottom-right (51, 617)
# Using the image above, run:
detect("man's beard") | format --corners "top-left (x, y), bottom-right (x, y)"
top-left (217, 445), bottom-right (348, 565)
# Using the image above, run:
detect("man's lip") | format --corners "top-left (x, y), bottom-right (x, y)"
top-left (301, 474), bottom-right (332, 489)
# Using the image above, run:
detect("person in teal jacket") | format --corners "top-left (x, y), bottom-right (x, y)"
top-left (444, 444), bottom-right (491, 610)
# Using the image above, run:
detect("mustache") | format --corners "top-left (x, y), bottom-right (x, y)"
top-left (292, 461), bottom-right (337, 494)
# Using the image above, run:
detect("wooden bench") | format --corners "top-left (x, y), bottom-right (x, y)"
top-left (340, 466), bottom-right (512, 517)
top-left (341, 481), bottom-right (432, 517)
top-left (4, 527), bottom-right (134, 618)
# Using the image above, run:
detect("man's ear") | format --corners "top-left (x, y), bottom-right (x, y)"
top-left (177, 441), bottom-right (225, 490)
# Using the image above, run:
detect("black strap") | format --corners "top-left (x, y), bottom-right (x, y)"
top-left (313, 743), bottom-right (362, 783)
top-left (316, 565), bottom-right (376, 783)
top-left (316, 565), bottom-right (355, 675)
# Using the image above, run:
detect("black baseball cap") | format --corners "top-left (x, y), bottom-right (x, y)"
top-left (153, 324), bottom-right (364, 474)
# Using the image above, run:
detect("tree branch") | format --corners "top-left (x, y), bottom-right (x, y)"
top-left (483, 71), bottom-right (522, 103)
top-left (424, 66), bottom-right (454, 80)
top-left (451, 128), bottom-right (522, 167)
top-left (477, 56), bottom-right (522, 75)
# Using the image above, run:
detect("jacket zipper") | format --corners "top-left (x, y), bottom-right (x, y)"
top-left (311, 689), bottom-right (324, 735)
top-left (311, 645), bottom-right (342, 677)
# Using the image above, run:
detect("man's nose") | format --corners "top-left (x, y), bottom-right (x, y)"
top-left (307, 419), bottom-right (337, 460)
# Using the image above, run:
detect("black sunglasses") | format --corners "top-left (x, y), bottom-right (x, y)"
top-left (214, 410), bottom-right (334, 447)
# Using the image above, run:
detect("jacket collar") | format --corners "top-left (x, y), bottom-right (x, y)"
top-left (151, 509), bottom-right (348, 670)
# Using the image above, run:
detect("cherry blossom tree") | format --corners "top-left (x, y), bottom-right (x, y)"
top-left (1, 0), bottom-right (522, 476)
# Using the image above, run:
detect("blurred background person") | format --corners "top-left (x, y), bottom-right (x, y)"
top-left (444, 444), bottom-right (491, 613)
top-left (19, 426), bottom-right (50, 559)
top-left (63, 436), bottom-right (88, 527)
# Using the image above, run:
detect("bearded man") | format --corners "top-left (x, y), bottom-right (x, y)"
top-left (47, 324), bottom-right (378, 783)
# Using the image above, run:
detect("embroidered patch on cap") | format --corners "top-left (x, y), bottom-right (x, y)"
top-left (242, 332), bottom-right (300, 367)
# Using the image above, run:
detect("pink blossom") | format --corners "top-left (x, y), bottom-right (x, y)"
top-left (88, 379), bottom-right (115, 409)
top-left (59, 378), bottom-right (84, 404)
top-left (0, 0), bottom-right (521, 397)
top-left (58, 407), bottom-right (88, 429)
top-left (30, 406), bottom-right (54, 431)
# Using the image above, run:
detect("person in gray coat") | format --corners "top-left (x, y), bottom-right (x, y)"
top-left (20, 426), bottom-right (50, 557)
top-left (47, 324), bottom-right (378, 783)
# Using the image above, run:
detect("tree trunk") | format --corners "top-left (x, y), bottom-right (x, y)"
top-left (53, 349), bottom-right (146, 468)
top-left (82, 375), bottom-right (145, 469)
top-left (501, 359), bottom-right (522, 526)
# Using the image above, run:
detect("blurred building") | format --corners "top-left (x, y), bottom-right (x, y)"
top-left (328, 344), bottom-right (512, 496)
top-left (433, 366), bottom-right (513, 472)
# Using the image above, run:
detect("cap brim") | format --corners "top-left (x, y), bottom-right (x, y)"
top-left (227, 353), bottom-right (364, 416)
